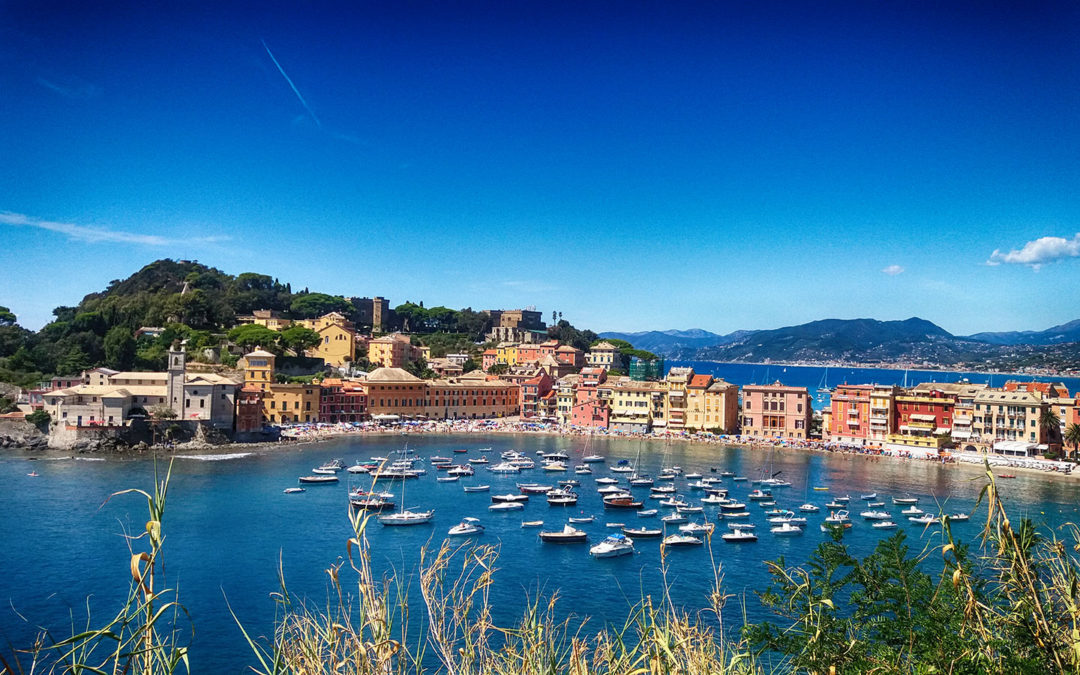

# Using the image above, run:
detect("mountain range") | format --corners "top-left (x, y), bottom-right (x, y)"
top-left (601, 317), bottom-right (1080, 368)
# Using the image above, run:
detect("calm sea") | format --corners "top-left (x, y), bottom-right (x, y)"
top-left (2, 435), bottom-right (1078, 671)
top-left (668, 360), bottom-right (1080, 409)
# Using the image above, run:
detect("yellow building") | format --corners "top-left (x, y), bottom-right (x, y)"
top-left (685, 374), bottom-right (739, 433)
top-left (308, 322), bottom-right (356, 367)
top-left (240, 349), bottom-right (320, 424)
top-left (602, 377), bottom-right (666, 432)
top-left (238, 310), bottom-right (293, 331)
top-left (424, 371), bottom-right (520, 420)
top-left (495, 342), bottom-right (519, 366)
top-left (555, 374), bottom-right (579, 425)
top-left (367, 333), bottom-right (420, 368)
top-left (662, 366), bottom-right (694, 430)
top-left (972, 389), bottom-right (1049, 451)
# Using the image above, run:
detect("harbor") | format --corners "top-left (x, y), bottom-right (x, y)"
top-left (3, 432), bottom-right (1077, 671)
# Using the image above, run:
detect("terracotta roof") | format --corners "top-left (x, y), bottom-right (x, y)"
top-left (244, 349), bottom-right (276, 358)
top-left (688, 374), bottom-right (712, 389)
top-left (365, 367), bottom-right (422, 383)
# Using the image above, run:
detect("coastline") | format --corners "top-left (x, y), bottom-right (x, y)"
top-left (672, 358), bottom-right (1080, 379)
top-left (14, 419), bottom-right (1073, 483)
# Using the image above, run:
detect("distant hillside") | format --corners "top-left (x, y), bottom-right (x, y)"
top-left (599, 329), bottom-right (753, 358)
top-left (693, 317), bottom-right (1001, 365)
top-left (966, 319), bottom-right (1080, 346)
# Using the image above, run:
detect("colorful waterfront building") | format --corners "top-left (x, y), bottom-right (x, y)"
top-left (740, 382), bottom-right (813, 440)
top-left (684, 374), bottom-right (739, 433)
top-left (570, 367), bottom-right (609, 428)
top-left (555, 374), bottom-right (580, 425)
top-left (495, 342), bottom-right (519, 366)
top-left (662, 367), bottom-right (694, 431)
top-left (554, 344), bottom-right (584, 368)
top-left (602, 377), bottom-right (666, 432)
top-left (886, 385), bottom-right (958, 451)
top-left (362, 367), bottom-right (427, 421)
top-left (319, 378), bottom-right (367, 423)
top-left (235, 386), bottom-right (264, 433)
top-left (585, 341), bottom-right (621, 371)
top-left (424, 372), bottom-right (519, 420)
top-left (481, 349), bottom-right (498, 372)
top-left (367, 333), bottom-right (420, 369)
top-left (307, 320), bottom-right (356, 367)
top-left (828, 384), bottom-right (875, 445)
top-left (971, 389), bottom-right (1050, 454)
top-left (520, 371), bottom-right (554, 418)
top-left (868, 385), bottom-right (900, 444)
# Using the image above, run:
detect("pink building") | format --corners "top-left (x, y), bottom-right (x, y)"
top-left (570, 367), bottom-right (608, 427)
top-left (740, 382), bottom-right (812, 440)
top-left (481, 349), bottom-right (498, 372)
top-left (828, 384), bottom-right (874, 444)
top-left (520, 371), bottom-right (553, 418)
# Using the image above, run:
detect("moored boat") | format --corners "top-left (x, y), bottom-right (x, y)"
top-left (283, 487), bottom-right (305, 494)
top-left (590, 533), bottom-right (635, 558)
top-left (622, 526), bottom-right (663, 537)
top-left (662, 534), bottom-right (702, 547)
top-left (770, 522), bottom-right (803, 536)
top-left (299, 475), bottom-right (339, 484)
top-left (539, 524), bottom-right (588, 543)
top-left (463, 485), bottom-right (490, 493)
top-left (489, 502), bottom-right (525, 511)
top-left (448, 518), bottom-right (484, 536)
top-left (721, 530), bottom-right (757, 543)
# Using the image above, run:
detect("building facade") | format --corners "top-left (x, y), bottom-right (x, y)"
top-left (740, 383), bottom-right (813, 440)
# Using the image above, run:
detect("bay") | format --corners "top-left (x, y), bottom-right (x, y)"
top-left (1, 434), bottom-right (1077, 671)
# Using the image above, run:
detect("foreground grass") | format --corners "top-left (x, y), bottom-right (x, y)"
top-left (7, 462), bottom-right (1080, 674)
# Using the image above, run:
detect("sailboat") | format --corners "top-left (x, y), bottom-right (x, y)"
top-left (378, 451), bottom-right (434, 526)
top-left (628, 441), bottom-right (653, 486)
top-left (816, 366), bottom-right (830, 402)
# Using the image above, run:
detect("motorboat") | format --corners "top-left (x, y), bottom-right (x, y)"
top-left (603, 495), bottom-right (643, 509)
top-left (685, 472), bottom-right (703, 479)
top-left (347, 464), bottom-right (374, 474)
top-left (728, 523), bottom-right (755, 531)
top-left (299, 475), bottom-right (339, 484)
top-left (821, 511), bottom-right (852, 531)
top-left (568, 515), bottom-right (594, 523)
top-left (590, 533), bottom-right (635, 558)
top-left (543, 462), bottom-right (568, 472)
top-left (622, 526), bottom-right (662, 538)
top-left (307, 467), bottom-right (334, 475)
top-left (770, 522), bottom-right (803, 536)
top-left (676, 505), bottom-right (704, 514)
top-left (582, 455), bottom-right (605, 463)
top-left (861, 510), bottom-right (892, 520)
top-left (597, 485), bottom-right (628, 495)
top-left (489, 462), bottom-right (521, 474)
top-left (659, 497), bottom-right (690, 508)
top-left (901, 506), bottom-right (924, 516)
top-left (574, 466), bottom-right (593, 474)
top-left (721, 511), bottom-right (751, 519)
top-left (629, 476), bottom-right (654, 487)
top-left (430, 456), bottom-right (451, 464)
top-left (650, 485), bottom-right (677, 494)
top-left (521, 520), bottom-right (543, 528)
top-left (447, 518), bottom-right (484, 536)
top-left (732, 476), bottom-right (748, 482)
top-left (701, 495), bottom-right (727, 505)
top-left (757, 500), bottom-right (776, 507)
top-left (542, 452), bottom-right (570, 461)
top-left (719, 502), bottom-right (747, 511)
top-left (872, 520), bottom-right (898, 529)
top-left (824, 501), bottom-right (845, 509)
top-left (813, 486), bottom-right (829, 492)
top-left (492, 494), bottom-right (529, 503)
top-left (546, 489), bottom-right (579, 506)
top-left (834, 496), bottom-right (851, 504)
top-left (662, 534), bottom-right (703, 547)
top-left (686, 481), bottom-right (708, 490)
top-left (678, 522), bottom-right (715, 535)
top-left (538, 524), bottom-right (588, 543)
top-left (719, 471), bottom-right (735, 477)
top-left (748, 489), bottom-right (773, 501)
top-left (448, 465), bottom-right (474, 477)
top-left (946, 513), bottom-right (970, 522)
top-left (861, 493), bottom-right (877, 501)
top-left (721, 530), bottom-right (758, 543)
top-left (770, 516), bottom-right (807, 525)
top-left (595, 477), bottom-right (620, 485)
top-left (868, 502), bottom-right (886, 508)
top-left (437, 476), bottom-right (459, 483)
top-left (378, 509), bottom-right (434, 526)
top-left (558, 479), bottom-right (581, 487)
top-left (453, 448), bottom-right (469, 454)
top-left (637, 509), bottom-right (658, 517)
top-left (799, 503), bottom-right (821, 513)
top-left (317, 459), bottom-right (345, 472)
top-left (610, 465), bottom-right (634, 473)
top-left (909, 514), bottom-right (938, 525)
top-left (518, 484), bottom-right (554, 494)
top-left (283, 487), bottom-right (305, 494)
top-left (463, 485), bottom-right (490, 493)
top-left (893, 497), bottom-right (919, 505)
top-left (605, 522), bottom-right (625, 528)
top-left (468, 457), bottom-right (489, 465)
top-left (660, 513), bottom-right (688, 525)
top-left (489, 502), bottom-right (525, 511)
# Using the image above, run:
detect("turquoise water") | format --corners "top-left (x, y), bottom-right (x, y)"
top-left (669, 360), bottom-right (1080, 410)
top-left (2, 434), bottom-right (1078, 671)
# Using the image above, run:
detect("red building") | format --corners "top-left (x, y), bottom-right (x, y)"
top-left (520, 371), bottom-right (554, 418)
top-left (235, 386), bottom-right (264, 432)
top-left (1004, 381), bottom-right (1070, 398)
top-left (555, 345), bottom-right (584, 368)
top-left (828, 384), bottom-right (874, 445)
top-left (894, 386), bottom-right (956, 442)
top-left (319, 378), bottom-right (367, 423)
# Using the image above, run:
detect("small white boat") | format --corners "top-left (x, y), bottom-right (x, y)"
top-left (346, 465), bottom-right (371, 474)
top-left (378, 509), bottom-right (434, 526)
top-left (650, 485), bottom-right (676, 494)
top-left (946, 513), bottom-right (970, 522)
top-left (728, 523), bottom-right (755, 531)
top-left (685, 472), bottom-right (703, 479)
top-left (437, 476), bottom-right (459, 483)
top-left (468, 457), bottom-right (489, 465)
top-left (721, 511), bottom-right (751, 519)
top-left (447, 518), bottom-right (484, 536)
top-left (298, 475), bottom-right (338, 484)
top-left (582, 455), bottom-right (605, 463)
top-left (821, 511), bottom-right (853, 531)
top-left (893, 497), bottom-right (919, 505)
top-left (610, 465), bottom-right (634, 473)
top-left (901, 506), bottom-right (924, 516)
top-left (720, 502), bottom-right (747, 511)
top-left (521, 520), bottom-right (543, 528)
top-left (311, 467), bottom-right (338, 475)
top-left (283, 487), bottom-right (305, 494)
top-left (574, 467), bottom-right (593, 475)
top-left (868, 501), bottom-right (886, 508)
top-left (701, 495), bottom-right (727, 505)
top-left (595, 477), bottom-right (620, 485)
top-left (799, 503), bottom-right (821, 513)
top-left (660, 513), bottom-right (688, 524)
top-left (492, 494), bottom-right (529, 503)
top-left (622, 526), bottom-right (662, 537)
top-left (662, 534), bottom-right (702, 547)
top-left (543, 462), bottom-right (568, 472)
top-left (489, 502), bottom-right (525, 511)
top-left (732, 476), bottom-right (748, 482)
top-left (605, 522), bottom-right (625, 528)
top-left (590, 533), bottom-right (635, 558)
top-left (861, 510), bottom-right (892, 520)
top-left (597, 485), bottom-right (628, 495)
top-left (637, 509), bottom-right (658, 518)
top-left (872, 520), bottom-right (898, 529)
top-left (721, 530), bottom-right (757, 543)
top-left (861, 493), bottom-right (877, 501)
top-left (834, 496), bottom-right (851, 504)
top-left (463, 485), bottom-right (490, 493)
top-left (568, 515), bottom-right (594, 524)
top-left (770, 522), bottom-right (803, 536)
top-left (539, 524), bottom-right (588, 543)
top-left (678, 522), bottom-right (715, 535)
top-left (909, 514), bottom-right (938, 525)
top-left (676, 505), bottom-right (704, 514)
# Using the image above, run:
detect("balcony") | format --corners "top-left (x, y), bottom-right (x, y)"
top-left (847, 408), bottom-right (860, 416)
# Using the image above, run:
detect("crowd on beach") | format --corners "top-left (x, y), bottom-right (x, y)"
top-left (273, 417), bottom-right (1077, 478)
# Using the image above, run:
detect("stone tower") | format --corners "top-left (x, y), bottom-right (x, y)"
top-left (167, 340), bottom-right (187, 418)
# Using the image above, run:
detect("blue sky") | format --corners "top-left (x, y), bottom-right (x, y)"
top-left (2, 1), bottom-right (1079, 335)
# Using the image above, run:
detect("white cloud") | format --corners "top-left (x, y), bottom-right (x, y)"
top-left (881, 264), bottom-right (904, 276)
top-left (0, 211), bottom-right (229, 247)
top-left (988, 233), bottom-right (1080, 270)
